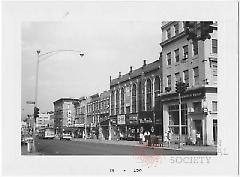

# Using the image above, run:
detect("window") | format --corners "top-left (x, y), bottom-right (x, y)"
top-left (212, 101), bottom-right (217, 112)
top-left (111, 90), bottom-right (115, 115)
top-left (212, 39), bottom-right (218, 53)
top-left (174, 23), bottom-right (179, 35)
top-left (192, 41), bottom-right (198, 55)
top-left (167, 52), bottom-right (171, 65)
top-left (132, 84), bottom-right (137, 113)
top-left (175, 72), bottom-right (180, 84)
top-left (183, 45), bottom-right (188, 59)
top-left (183, 70), bottom-right (189, 85)
top-left (167, 28), bottom-right (171, 39)
top-left (154, 76), bottom-right (161, 108)
top-left (210, 60), bottom-right (217, 82)
top-left (116, 90), bottom-right (119, 114)
top-left (121, 88), bottom-right (125, 114)
top-left (193, 102), bottom-right (202, 112)
top-left (193, 67), bottom-right (199, 86)
top-left (174, 49), bottom-right (179, 62)
top-left (168, 104), bottom-right (188, 135)
top-left (146, 79), bottom-right (152, 111)
top-left (167, 75), bottom-right (171, 88)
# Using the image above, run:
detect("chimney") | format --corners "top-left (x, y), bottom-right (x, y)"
top-left (143, 60), bottom-right (147, 67)
top-left (119, 72), bottom-right (121, 78)
top-left (129, 66), bottom-right (133, 73)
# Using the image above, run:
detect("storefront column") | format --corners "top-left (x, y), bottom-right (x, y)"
top-left (108, 120), bottom-right (111, 140)
top-left (206, 114), bottom-right (214, 145)
top-left (163, 104), bottom-right (169, 142)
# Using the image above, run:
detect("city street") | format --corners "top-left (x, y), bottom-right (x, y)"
top-left (26, 138), bottom-right (217, 155)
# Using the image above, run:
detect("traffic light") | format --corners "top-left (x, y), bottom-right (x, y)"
top-left (175, 81), bottom-right (188, 94)
top-left (34, 107), bottom-right (39, 118)
top-left (185, 21), bottom-right (197, 41)
top-left (200, 21), bottom-right (214, 41)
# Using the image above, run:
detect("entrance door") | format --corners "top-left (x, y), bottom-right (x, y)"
top-left (213, 119), bottom-right (217, 144)
top-left (194, 120), bottom-right (202, 144)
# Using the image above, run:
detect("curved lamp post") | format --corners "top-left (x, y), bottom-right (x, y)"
top-left (32, 49), bottom-right (84, 153)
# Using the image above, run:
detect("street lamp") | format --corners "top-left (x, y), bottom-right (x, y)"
top-left (32, 49), bottom-right (84, 153)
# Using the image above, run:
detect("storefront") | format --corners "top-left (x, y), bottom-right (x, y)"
top-left (162, 86), bottom-right (217, 145)
top-left (138, 111), bottom-right (154, 135)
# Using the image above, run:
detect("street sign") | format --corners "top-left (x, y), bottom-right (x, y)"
top-left (26, 101), bottom-right (35, 104)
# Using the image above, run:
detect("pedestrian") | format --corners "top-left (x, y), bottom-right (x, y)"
top-left (139, 132), bottom-right (143, 144)
top-left (143, 131), bottom-right (147, 142)
top-left (167, 130), bottom-right (172, 147)
top-left (196, 131), bottom-right (201, 145)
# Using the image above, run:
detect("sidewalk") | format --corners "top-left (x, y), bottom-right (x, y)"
top-left (72, 138), bottom-right (217, 153)
top-left (162, 143), bottom-right (217, 153)
top-left (21, 144), bottom-right (43, 155)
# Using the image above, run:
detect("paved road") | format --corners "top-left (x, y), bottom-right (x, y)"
top-left (34, 138), bottom-right (217, 155)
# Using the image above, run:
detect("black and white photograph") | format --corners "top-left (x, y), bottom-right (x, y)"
top-left (1, 1), bottom-right (239, 176)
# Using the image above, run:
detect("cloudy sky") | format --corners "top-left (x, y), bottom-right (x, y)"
top-left (21, 3), bottom-right (163, 119)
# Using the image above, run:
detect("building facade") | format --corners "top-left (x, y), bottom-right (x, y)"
top-left (53, 98), bottom-right (78, 134)
top-left (160, 21), bottom-right (218, 145)
top-left (73, 96), bottom-right (87, 138)
top-left (110, 59), bottom-right (163, 140)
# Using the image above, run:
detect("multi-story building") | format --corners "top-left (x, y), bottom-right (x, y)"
top-left (73, 96), bottom-right (87, 138)
top-left (86, 94), bottom-right (99, 138)
top-left (53, 98), bottom-right (78, 134)
top-left (98, 90), bottom-right (110, 140)
top-left (85, 91), bottom-right (110, 139)
top-left (160, 21), bottom-right (218, 145)
top-left (110, 59), bottom-right (163, 140)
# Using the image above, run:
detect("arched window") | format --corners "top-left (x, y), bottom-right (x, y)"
top-left (116, 90), bottom-right (119, 115)
top-left (132, 84), bottom-right (137, 113)
top-left (111, 90), bottom-right (115, 115)
top-left (146, 79), bottom-right (152, 111)
top-left (154, 76), bottom-right (161, 106)
top-left (121, 87), bottom-right (125, 114)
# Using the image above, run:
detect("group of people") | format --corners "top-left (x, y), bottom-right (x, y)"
top-left (164, 129), bottom-right (202, 146)
top-left (139, 131), bottom-right (151, 144)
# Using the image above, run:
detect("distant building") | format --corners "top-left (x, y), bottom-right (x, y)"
top-left (53, 98), bottom-right (78, 134)
top-left (160, 21), bottom-right (218, 145)
top-left (73, 96), bottom-right (87, 138)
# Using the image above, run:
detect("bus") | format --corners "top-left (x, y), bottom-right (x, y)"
top-left (38, 128), bottom-right (55, 139)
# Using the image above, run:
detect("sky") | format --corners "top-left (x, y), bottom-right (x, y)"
top-left (21, 6), bottom-right (163, 119)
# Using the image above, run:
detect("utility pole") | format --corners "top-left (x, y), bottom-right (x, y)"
top-left (175, 79), bottom-right (188, 149)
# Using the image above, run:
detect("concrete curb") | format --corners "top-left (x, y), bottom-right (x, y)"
top-left (72, 139), bottom-right (217, 153)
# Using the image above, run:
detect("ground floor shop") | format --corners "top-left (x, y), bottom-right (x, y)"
top-left (162, 87), bottom-right (217, 146)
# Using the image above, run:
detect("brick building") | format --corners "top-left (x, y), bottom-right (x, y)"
top-left (110, 58), bottom-right (163, 140)
top-left (53, 98), bottom-right (78, 135)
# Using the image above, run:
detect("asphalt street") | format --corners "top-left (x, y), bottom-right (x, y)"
top-left (34, 138), bottom-right (217, 155)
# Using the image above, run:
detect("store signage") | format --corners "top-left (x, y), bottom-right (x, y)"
top-left (139, 118), bottom-right (153, 124)
top-left (117, 115), bottom-right (126, 125)
top-left (129, 114), bottom-right (138, 120)
top-left (161, 88), bottom-right (205, 102)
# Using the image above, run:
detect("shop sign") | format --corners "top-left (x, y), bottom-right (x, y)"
top-left (129, 114), bottom-right (138, 121)
top-left (117, 115), bottom-right (126, 125)
top-left (161, 88), bottom-right (205, 102)
top-left (139, 118), bottom-right (153, 124)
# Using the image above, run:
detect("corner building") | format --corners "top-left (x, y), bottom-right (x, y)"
top-left (110, 59), bottom-right (163, 140)
top-left (160, 21), bottom-right (218, 145)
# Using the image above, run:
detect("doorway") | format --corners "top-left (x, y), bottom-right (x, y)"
top-left (194, 120), bottom-right (203, 144)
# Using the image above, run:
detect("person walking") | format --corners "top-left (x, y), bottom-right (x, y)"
top-left (167, 130), bottom-right (172, 147)
top-left (196, 131), bottom-right (201, 145)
